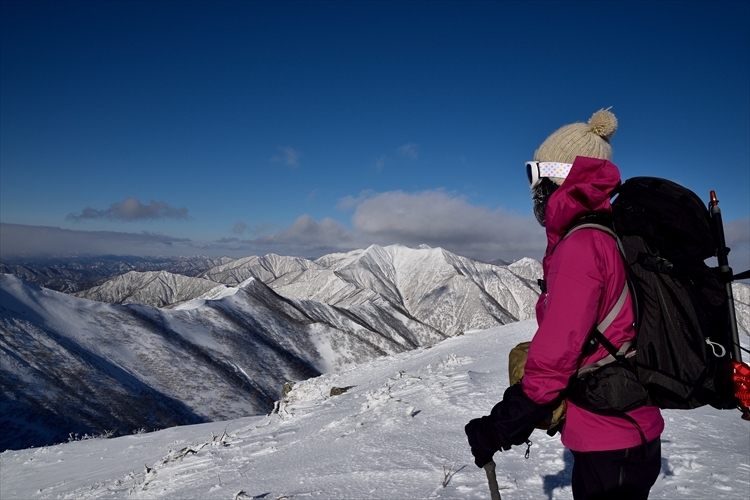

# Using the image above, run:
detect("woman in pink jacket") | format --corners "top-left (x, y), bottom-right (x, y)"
top-left (467, 109), bottom-right (664, 499)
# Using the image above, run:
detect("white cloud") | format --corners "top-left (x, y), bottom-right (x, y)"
top-left (397, 142), bottom-right (419, 159)
top-left (251, 223), bottom-right (278, 237)
top-left (270, 146), bottom-right (301, 167)
top-left (336, 190), bottom-right (375, 211)
top-left (66, 198), bottom-right (188, 222)
top-left (306, 189), bottom-right (320, 202)
top-left (231, 221), bottom-right (248, 234)
top-left (209, 215), bottom-right (358, 258)
top-left (223, 191), bottom-right (545, 262)
top-left (2, 192), bottom-right (548, 263)
top-left (0, 223), bottom-right (192, 259)
top-left (375, 155), bottom-right (388, 172)
top-left (263, 215), bottom-right (348, 241)
top-left (210, 192), bottom-right (545, 263)
top-left (724, 217), bottom-right (750, 272)
top-left (350, 190), bottom-right (546, 262)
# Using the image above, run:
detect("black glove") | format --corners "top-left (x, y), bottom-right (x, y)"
top-left (465, 384), bottom-right (552, 468)
top-left (465, 415), bottom-right (500, 467)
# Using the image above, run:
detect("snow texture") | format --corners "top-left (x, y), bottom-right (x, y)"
top-left (1, 321), bottom-right (748, 499)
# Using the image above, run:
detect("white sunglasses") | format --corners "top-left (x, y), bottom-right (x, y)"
top-left (525, 161), bottom-right (573, 189)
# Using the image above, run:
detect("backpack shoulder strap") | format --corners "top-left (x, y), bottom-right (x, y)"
top-left (554, 213), bottom-right (616, 254)
top-left (563, 216), bottom-right (631, 345)
top-left (562, 215), bottom-right (635, 370)
top-left (563, 211), bottom-right (616, 242)
top-left (565, 222), bottom-right (616, 240)
top-left (577, 284), bottom-right (632, 377)
top-left (597, 283), bottom-right (629, 335)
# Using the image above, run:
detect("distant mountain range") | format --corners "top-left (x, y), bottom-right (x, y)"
top-left (0, 254), bottom-right (233, 293)
top-left (0, 245), bottom-right (541, 451)
top-left (74, 245), bottom-right (542, 335)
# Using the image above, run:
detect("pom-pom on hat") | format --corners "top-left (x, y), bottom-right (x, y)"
top-left (533, 108), bottom-right (618, 184)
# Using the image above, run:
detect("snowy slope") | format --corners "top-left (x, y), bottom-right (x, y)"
top-left (1, 320), bottom-right (748, 500)
top-left (199, 253), bottom-right (323, 285)
top-left (74, 270), bottom-right (228, 307)
top-left (0, 274), bottom-right (446, 451)
top-left (734, 282), bottom-right (750, 335)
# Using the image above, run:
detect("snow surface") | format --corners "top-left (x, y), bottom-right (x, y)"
top-left (2, 320), bottom-right (748, 500)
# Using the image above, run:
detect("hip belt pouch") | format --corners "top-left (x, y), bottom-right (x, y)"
top-left (568, 361), bottom-right (648, 413)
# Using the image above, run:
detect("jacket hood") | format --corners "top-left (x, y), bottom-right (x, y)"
top-left (544, 156), bottom-right (622, 256)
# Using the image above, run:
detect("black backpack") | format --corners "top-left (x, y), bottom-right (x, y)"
top-left (568, 177), bottom-right (742, 412)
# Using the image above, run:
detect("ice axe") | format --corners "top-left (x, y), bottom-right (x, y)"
top-left (483, 460), bottom-right (502, 500)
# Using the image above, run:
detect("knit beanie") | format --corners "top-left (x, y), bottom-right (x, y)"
top-left (534, 108), bottom-right (618, 185)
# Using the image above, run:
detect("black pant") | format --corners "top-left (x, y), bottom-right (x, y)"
top-left (571, 438), bottom-right (661, 500)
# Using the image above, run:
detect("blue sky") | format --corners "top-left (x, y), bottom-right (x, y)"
top-left (1, 0), bottom-right (748, 266)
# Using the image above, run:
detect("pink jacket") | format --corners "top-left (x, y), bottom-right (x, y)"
top-left (521, 156), bottom-right (664, 452)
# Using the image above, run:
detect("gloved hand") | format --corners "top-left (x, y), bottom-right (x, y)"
top-left (465, 383), bottom-right (553, 468)
top-left (465, 415), bottom-right (504, 467)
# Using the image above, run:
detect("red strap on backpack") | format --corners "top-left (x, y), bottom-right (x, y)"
top-left (732, 361), bottom-right (750, 421)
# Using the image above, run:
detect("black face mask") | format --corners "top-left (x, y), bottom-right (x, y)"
top-left (531, 178), bottom-right (560, 227)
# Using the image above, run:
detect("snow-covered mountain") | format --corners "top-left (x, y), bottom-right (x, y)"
top-left (0, 255), bottom-right (235, 293)
top-left (74, 270), bottom-right (229, 307)
top-left (0, 272), bottom-right (449, 452)
top-left (2, 321), bottom-right (748, 499)
top-left (199, 253), bottom-right (323, 285)
top-left (1, 246), bottom-right (544, 452)
top-left (273, 245), bottom-right (541, 335)
top-left (80, 244), bottom-right (543, 336)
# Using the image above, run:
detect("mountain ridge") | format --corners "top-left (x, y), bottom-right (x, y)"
top-left (77, 244), bottom-right (542, 336)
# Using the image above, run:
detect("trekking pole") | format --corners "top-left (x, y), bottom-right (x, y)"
top-left (709, 191), bottom-right (742, 363)
top-left (709, 191), bottom-right (750, 421)
top-left (483, 460), bottom-right (502, 500)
